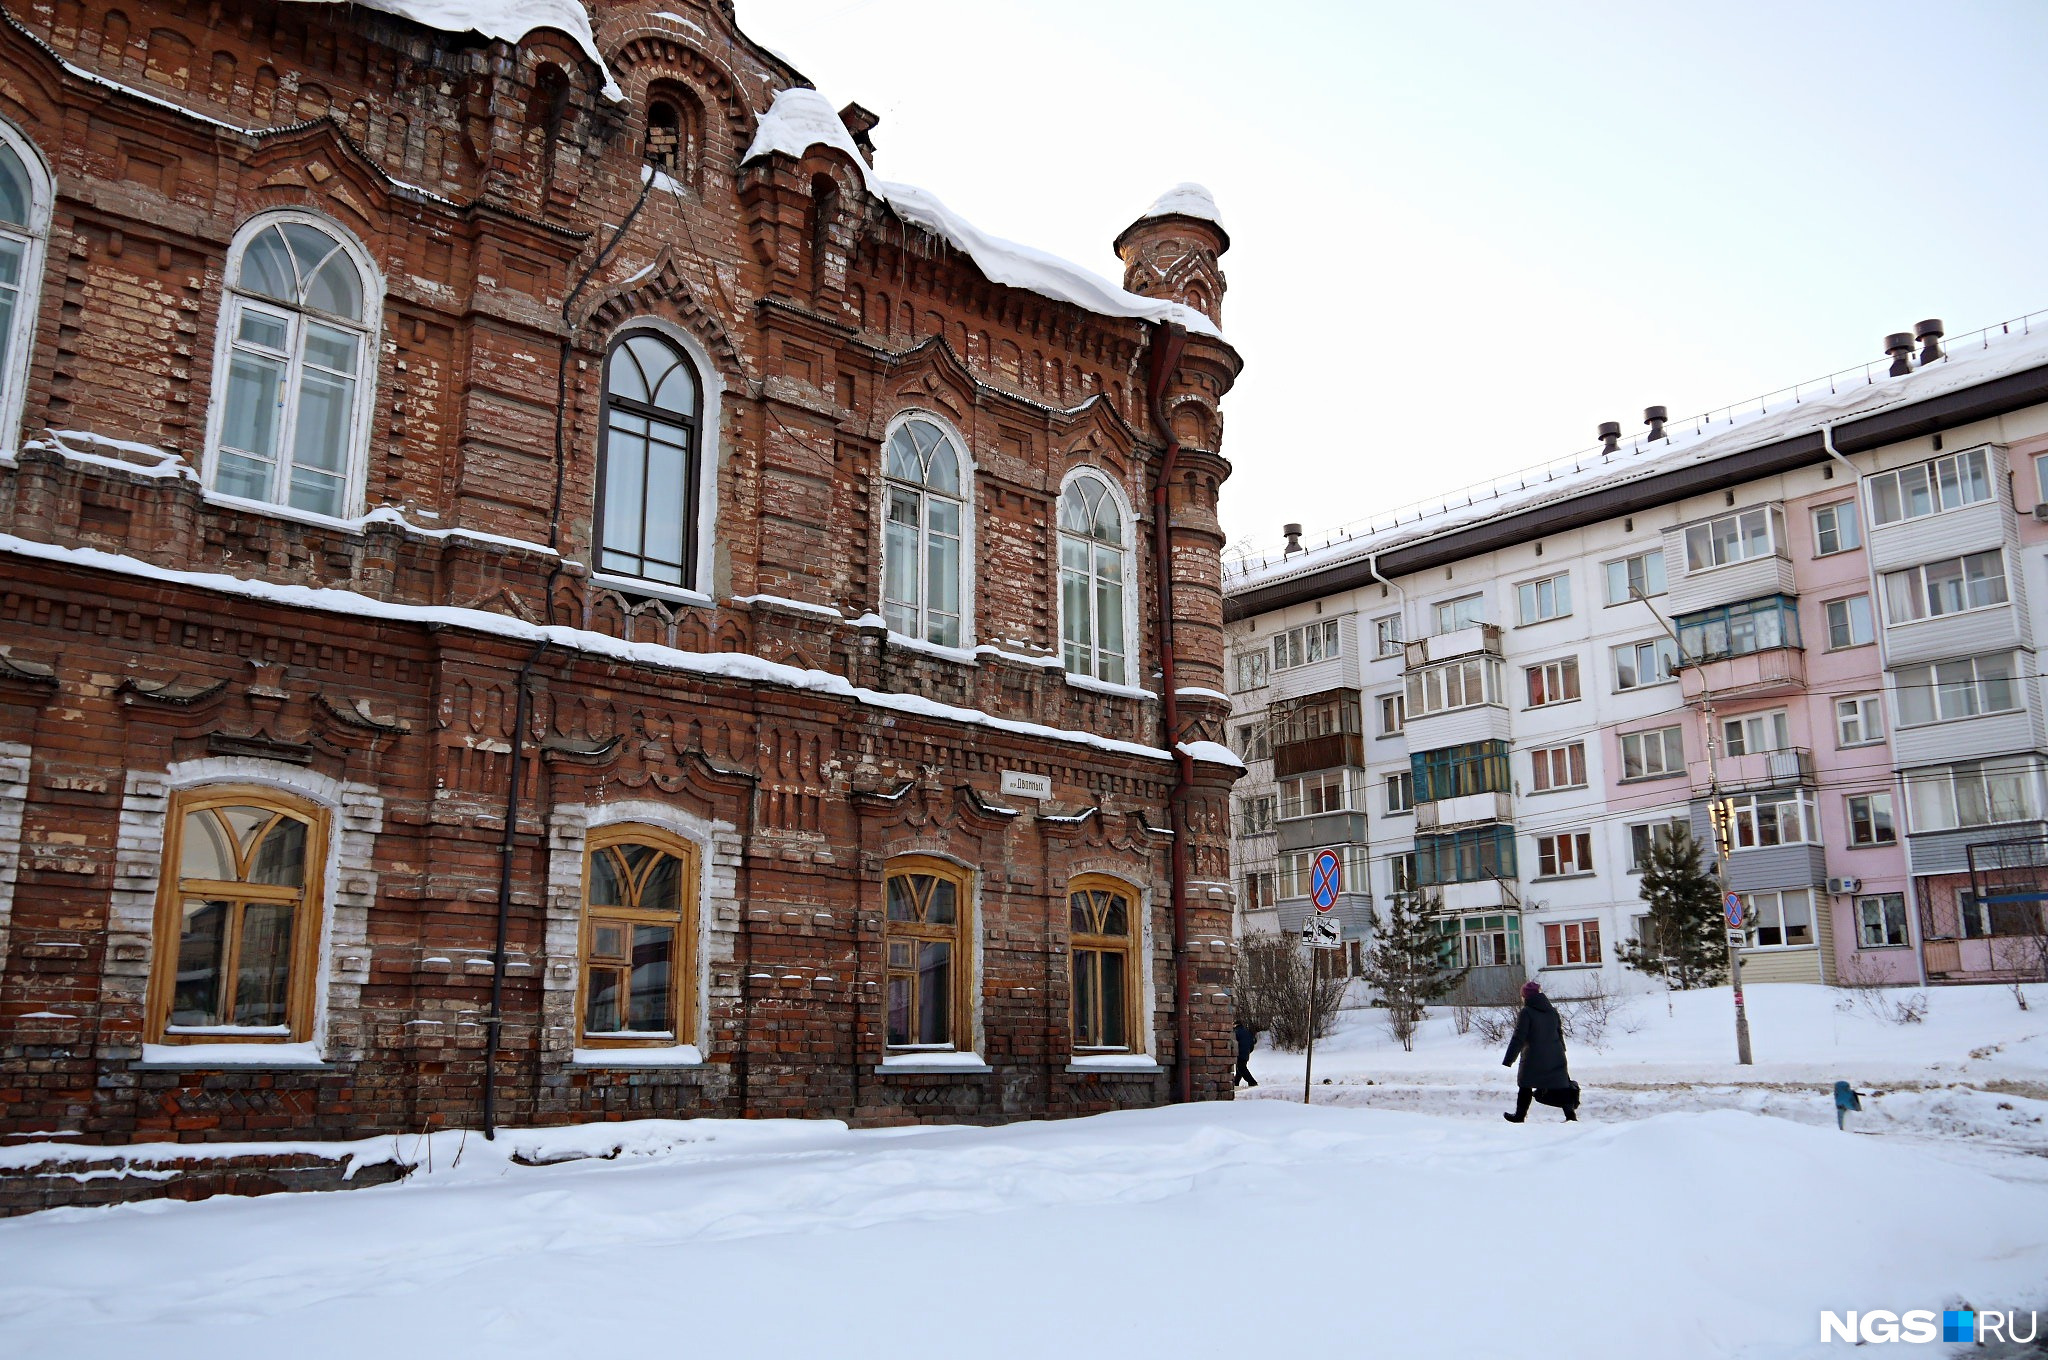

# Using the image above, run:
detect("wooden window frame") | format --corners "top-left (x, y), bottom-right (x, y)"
top-left (882, 855), bottom-right (974, 1051)
top-left (1068, 873), bottom-right (1143, 1054)
top-left (147, 785), bottom-right (328, 1045)
top-left (577, 824), bottom-right (699, 1049)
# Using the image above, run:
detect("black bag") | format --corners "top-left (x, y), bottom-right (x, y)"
top-left (1531, 1082), bottom-right (1580, 1110)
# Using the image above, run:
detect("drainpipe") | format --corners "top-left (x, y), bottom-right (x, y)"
top-left (483, 638), bottom-right (547, 1139)
top-left (1366, 551), bottom-right (1408, 655)
top-left (1143, 321), bottom-right (1194, 1103)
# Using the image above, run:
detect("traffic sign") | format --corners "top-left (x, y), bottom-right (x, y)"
top-left (1725, 893), bottom-right (1745, 928)
top-left (1726, 928), bottom-right (1747, 949)
top-left (1303, 914), bottom-right (1342, 949)
top-left (1310, 849), bottom-right (1342, 912)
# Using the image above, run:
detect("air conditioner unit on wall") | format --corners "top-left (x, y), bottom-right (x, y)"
top-left (1825, 876), bottom-right (1862, 896)
top-left (2033, 503), bottom-right (2048, 521)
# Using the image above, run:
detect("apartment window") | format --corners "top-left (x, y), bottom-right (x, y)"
top-left (2037, 451), bottom-right (2048, 507)
top-left (1536, 830), bottom-right (1594, 878)
top-left (1543, 919), bottom-right (1602, 968)
top-left (1528, 742), bottom-right (1587, 793)
top-left (1721, 790), bottom-right (1818, 848)
top-left (1378, 692), bottom-right (1406, 736)
top-left (1415, 824), bottom-right (1517, 886)
top-left (598, 330), bottom-right (705, 588)
top-left (1069, 876), bottom-right (1138, 1052)
top-left (1374, 615), bottom-right (1404, 657)
top-left (0, 125), bottom-right (49, 453)
top-left (1823, 595), bottom-right (1875, 650)
top-left (149, 789), bottom-right (326, 1044)
top-left (1385, 771), bottom-right (1415, 814)
top-left (1516, 573), bottom-right (1572, 626)
top-left (1857, 894), bottom-right (1909, 949)
top-left (1960, 893), bottom-right (2043, 940)
top-left (1613, 638), bottom-right (1678, 691)
top-left (1234, 649), bottom-right (1269, 691)
top-left (1390, 851), bottom-right (1418, 897)
top-left (1742, 889), bottom-right (1815, 949)
top-left (1835, 694), bottom-right (1885, 747)
top-left (1238, 794), bottom-right (1276, 836)
top-left (1867, 447), bottom-right (1993, 526)
top-left (1812, 501), bottom-right (1861, 556)
top-left (1721, 709), bottom-right (1790, 757)
top-left (1604, 551), bottom-right (1666, 605)
top-left (1676, 596), bottom-right (1800, 662)
top-left (1440, 913), bottom-right (1522, 968)
top-left (208, 214), bottom-right (376, 519)
top-left (580, 826), bottom-right (696, 1045)
top-left (1242, 870), bottom-right (1275, 912)
top-left (1058, 471), bottom-right (1130, 684)
top-left (1683, 505), bottom-right (1783, 570)
top-left (1882, 550), bottom-right (2008, 625)
top-left (1434, 594), bottom-right (1484, 633)
top-left (884, 857), bottom-right (972, 1049)
top-left (1280, 847), bottom-right (1366, 898)
top-left (1524, 657), bottom-right (1580, 708)
top-left (882, 416), bottom-right (968, 647)
top-left (1411, 741), bottom-right (1510, 802)
top-left (1274, 619), bottom-right (1341, 671)
top-left (1619, 726), bottom-right (1685, 781)
top-left (1270, 694), bottom-right (1362, 746)
top-left (1627, 819), bottom-right (1688, 871)
top-left (1846, 793), bottom-right (1896, 847)
top-left (1904, 759), bottom-right (2043, 833)
top-left (1894, 653), bottom-right (2019, 727)
top-left (1279, 771), bottom-right (1350, 820)
top-left (1233, 722), bottom-right (1271, 763)
top-left (1404, 657), bottom-right (1503, 718)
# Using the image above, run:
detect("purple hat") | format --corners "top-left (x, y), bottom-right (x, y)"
top-left (1522, 981), bottom-right (1542, 999)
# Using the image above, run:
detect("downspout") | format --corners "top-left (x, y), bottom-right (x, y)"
top-left (1366, 551), bottom-right (1408, 652)
top-left (1143, 320), bottom-right (1194, 1103)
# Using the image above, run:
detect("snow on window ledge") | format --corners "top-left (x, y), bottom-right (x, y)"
top-left (877, 1051), bottom-right (992, 1074)
top-left (881, 631), bottom-right (981, 666)
top-left (1066, 1054), bottom-right (1162, 1074)
top-left (1177, 739), bottom-right (1246, 769)
top-left (589, 572), bottom-right (713, 607)
top-left (569, 1044), bottom-right (705, 1069)
top-left (1063, 672), bottom-right (1157, 702)
top-left (137, 1041), bottom-right (328, 1069)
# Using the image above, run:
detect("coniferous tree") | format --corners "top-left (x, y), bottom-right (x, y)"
top-left (1360, 892), bottom-right (1470, 1051)
top-left (1618, 825), bottom-right (1729, 989)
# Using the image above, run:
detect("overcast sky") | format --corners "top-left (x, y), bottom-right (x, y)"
top-left (737, 0), bottom-right (2048, 566)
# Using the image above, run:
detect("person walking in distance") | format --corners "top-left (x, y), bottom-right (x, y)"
top-left (1233, 1018), bottom-right (1259, 1089)
top-left (1502, 980), bottom-right (1578, 1122)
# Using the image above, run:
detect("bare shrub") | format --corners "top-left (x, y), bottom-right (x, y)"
top-left (1466, 1004), bottom-right (1518, 1046)
top-left (1235, 932), bottom-right (1346, 1051)
top-left (1833, 953), bottom-right (1931, 1026)
top-left (1552, 986), bottom-right (1634, 1049)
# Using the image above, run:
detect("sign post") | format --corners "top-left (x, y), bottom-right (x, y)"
top-left (1303, 849), bottom-right (1342, 1105)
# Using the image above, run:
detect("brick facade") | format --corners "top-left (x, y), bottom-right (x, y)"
top-left (0, 0), bottom-right (1243, 1146)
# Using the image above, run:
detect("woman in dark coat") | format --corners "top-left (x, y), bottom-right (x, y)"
top-left (1233, 1021), bottom-right (1259, 1088)
top-left (1502, 980), bottom-right (1577, 1122)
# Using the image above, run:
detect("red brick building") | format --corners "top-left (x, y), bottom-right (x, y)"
top-left (0, 0), bottom-right (1242, 1143)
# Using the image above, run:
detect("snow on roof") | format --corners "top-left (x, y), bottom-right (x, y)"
top-left (1140, 182), bottom-right (1224, 229)
top-left (294, 0), bottom-right (624, 100)
top-left (742, 88), bottom-right (1223, 341)
top-left (1227, 314), bottom-right (2048, 595)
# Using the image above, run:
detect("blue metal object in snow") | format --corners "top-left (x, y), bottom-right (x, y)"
top-left (1833, 1080), bottom-right (1862, 1130)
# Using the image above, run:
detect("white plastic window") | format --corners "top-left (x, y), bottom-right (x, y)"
top-left (598, 331), bottom-right (702, 587)
top-left (882, 417), bottom-right (966, 647)
top-left (1059, 472), bottom-right (1128, 683)
top-left (0, 126), bottom-right (50, 454)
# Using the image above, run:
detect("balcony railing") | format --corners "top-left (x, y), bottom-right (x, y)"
top-left (1692, 746), bottom-right (1814, 795)
top-left (1416, 789), bottom-right (1514, 831)
top-left (1402, 623), bottom-right (1504, 671)
top-left (1677, 647), bottom-right (1806, 702)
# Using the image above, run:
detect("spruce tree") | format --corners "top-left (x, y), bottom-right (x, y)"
top-left (1618, 825), bottom-right (1729, 989)
top-left (1360, 892), bottom-right (1470, 1051)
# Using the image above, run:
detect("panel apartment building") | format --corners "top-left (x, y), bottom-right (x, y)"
top-left (1226, 319), bottom-right (2048, 997)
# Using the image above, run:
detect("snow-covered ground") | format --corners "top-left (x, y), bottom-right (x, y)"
top-left (1, 983), bottom-right (2042, 1360)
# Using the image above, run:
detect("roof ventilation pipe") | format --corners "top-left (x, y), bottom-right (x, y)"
top-left (1916, 318), bottom-right (1945, 364)
top-left (1598, 421), bottom-right (1621, 454)
top-left (1644, 406), bottom-right (1669, 442)
top-left (1282, 523), bottom-right (1304, 556)
top-left (1886, 332), bottom-right (1916, 377)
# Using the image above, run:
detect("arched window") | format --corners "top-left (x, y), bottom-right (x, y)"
top-left (1069, 875), bottom-right (1139, 1052)
top-left (597, 330), bottom-right (702, 588)
top-left (1059, 471), bottom-right (1129, 683)
top-left (884, 856), bottom-right (972, 1050)
top-left (882, 416), bottom-right (967, 647)
top-left (208, 215), bottom-right (375, 518)
top-left (645, 98), bottom-right (681, 172)
top-left (149, 788), bottom-right (327, 1044)
top-left (0, 124), bottom-right (51, 454)
top-left (579, 826), bottom-right (697, 1045)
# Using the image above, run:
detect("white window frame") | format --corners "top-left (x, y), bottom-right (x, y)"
top-left (1524, 656), bottom-right (1580, 708)
top-left (1433, 594), bottom-right (1484, 634)
top-left (1384, 771), bottom-right (1414, 814)
top-left (1404, 657), bottom-right (1503, 718)
top-left (1721, 709), bottom-right (1790, 757)
top-left (1904, 759), bottom-right (2045, 833)
top-left (1882, 551), bottom-right (2009, 626)
top-left (1893, 653), bottom-right (2021, 728)
top-left (1866, 447), bottom-right (1994, 527)
top-left (880, 411), bottom-right (975, 648)
top-left (1811, 501), bottom-right (1861, 556)
top-left (1683, 506), bottom-right (1783, 571)
top-left (1528, 742), bottom-right (1587, 793)
top-left (1516, 572), bottom-right (1572, 626)
top-left (1741, 888), bottom-right (1815, 949)
top-left (1377, 691), bottom-right (1406, 736)
top-left (593, 321), bottom-right (722, 596)
top-left (1626, 818), bottom-right (1688, 871)
top-left (1619, 726), bottom-right (1685, 781)
top-left (1373, 614), bottom-right (1403, 657)
top-left (1278, 771), bottom-right (1350, 821)
top-left (1535, 829), bottom-right (1594, 878)
top-left (202, 211), bottom-right (382, 523)
top-left (1612, 637), bottom-right (1678, 691)
top-left (1823, 595), bottom-right (1875, 650)
top-left (0, 120), bottom-right (51, 457)
top-left (1835, 694), bottom-right (1884, 747)
top-left (1846, 792), bottom-right (1896, 847)
top-left (1856, 893), bottom-right (1909, 949)
top-left (1723, 790), bottom-right (1818, 849)
top-left (1273, 619), bottom-right (1341, 672)
top-left (1057, 467), bottom-right (1137, 685)
top-left (1542, 918), bottom-right (1603, 968)
top-left (1234, 648), bottom-right (1270, 692)
top-left (1604, 551), bottom-right (1666, 606)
